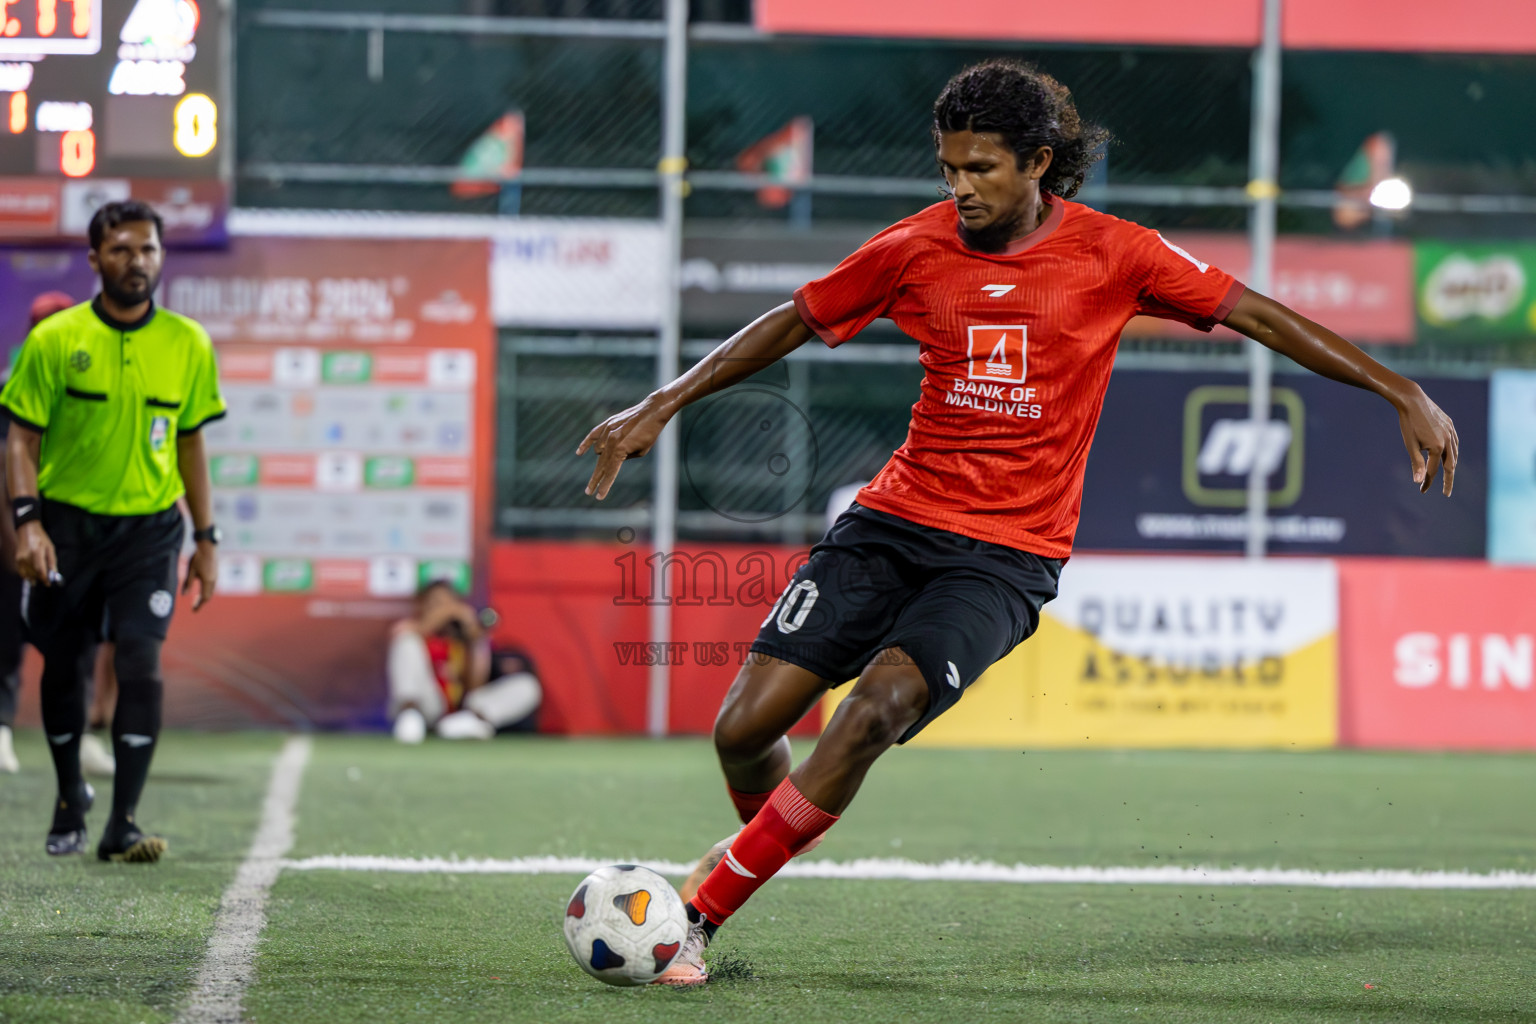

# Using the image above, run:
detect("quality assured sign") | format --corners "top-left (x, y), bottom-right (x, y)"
top-left (824, 556), bottom-right (1339, 750)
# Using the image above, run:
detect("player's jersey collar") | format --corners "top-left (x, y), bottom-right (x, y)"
top-left (90, 295), bottom-right (157, 332)
top-left (956, 196), bottom-right (1066, 257)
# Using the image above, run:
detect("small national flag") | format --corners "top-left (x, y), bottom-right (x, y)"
top-left (736, 116), bottom-right (812, 209)
top-left (1332, 131), bottom-right (1394, 230)
top-left (452, 111), bottom-right (525, 199)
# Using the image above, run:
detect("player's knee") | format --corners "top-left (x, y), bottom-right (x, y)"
top-left (830, 680), bottom-right (923, 758)
top-left (712, 703), bottom-right (773, 765)
top-left (113, 634), bottom-right (164, 688)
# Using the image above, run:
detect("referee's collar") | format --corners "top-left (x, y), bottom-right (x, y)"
top-left (91, 295), bottom-right (157, 333)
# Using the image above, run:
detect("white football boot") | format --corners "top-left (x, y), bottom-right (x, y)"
top-left (393, 708), bottom-right (427, 744)
top-left (80, 733), bottom-right (116, 777)
top-left (0, 724), bottom-right (18, 773)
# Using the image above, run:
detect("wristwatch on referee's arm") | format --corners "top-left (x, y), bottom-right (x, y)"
top-left (193, 524), bottom-right (222, 545)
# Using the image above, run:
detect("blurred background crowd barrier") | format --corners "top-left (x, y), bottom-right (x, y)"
top-left (4, 0), bottom-right (1534, 746)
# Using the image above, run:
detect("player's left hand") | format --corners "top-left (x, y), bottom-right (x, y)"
top-left (184, 543), bottom-right (218, 610)
top-left (1394, 385), bottom-right (1458, 496)
top-left (577, 397), bottom-right (669, 501)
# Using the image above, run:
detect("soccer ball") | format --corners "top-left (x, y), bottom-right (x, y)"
top-left (562, 864), bottom-right (689, 986)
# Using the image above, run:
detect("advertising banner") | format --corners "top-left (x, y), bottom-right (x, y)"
top-left (1415, 241), bottom-right (1536, 340)
top-left (0, 178), bottom-right (228, 245)
top-left (1123, 235), bottom-right (1414, 344)
top-left (756, 0), bottom-right (1536, 53)
top-left (823, 556), bottom-right (1338, 749)
top-left (1490, 370), bottom-right (1536, 564)
top-left (1339, 560), bottom-right (1536, 749)
top-left (489, 540), bottom-right (822, 737)
top-left (6, 237), bottom-right (496, 729)
top-left (1074, 370), bottom-right (1487, 557)
top-left (491, 218), bottom-right (664, 329)
top-left (682, 226), bottom-right (870, 330)
top-left (682, 226), bottom-right (1414, 342)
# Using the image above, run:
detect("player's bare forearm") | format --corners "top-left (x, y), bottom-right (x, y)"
top-left (6, 423), bottom-right (40, 502)
top-left (176, 430), bottom-right (214, 530)
top-left (1223, 290), bottom-right (1459, 496)
top-left (5, 424), bottom-right (54, 582)
top-left (0, 436), bottom-right (13, 563)
top-left (578, 301), bottom-right (817, 500)
top-left (177, 430), bottom-right (218, 608)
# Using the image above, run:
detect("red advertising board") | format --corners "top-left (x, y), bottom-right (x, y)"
top-left (1339, 560), bottom-right (1536, 749)
top-left (489, 541), bottom-right (821, 737)
top-left (0, 178), bottom-right (60, 237)
top-left (757, 0), bottom-right (1536, 53)
top-left (1122, 235), bottom-right (1414, 344)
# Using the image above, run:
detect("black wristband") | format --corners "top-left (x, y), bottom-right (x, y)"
top-left (12, 496), bottom-right (40, 530)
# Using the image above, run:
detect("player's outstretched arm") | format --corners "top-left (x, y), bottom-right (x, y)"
top-left (1222, 290), bottom-right (1458, 496)
top-left (578, 301), bottom-right (816, 500)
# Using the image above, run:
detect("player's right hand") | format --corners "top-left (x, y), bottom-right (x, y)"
top-left (577, 398), bottom-right (669, 501)
top-left (14, 522), bottom-right (57, 585)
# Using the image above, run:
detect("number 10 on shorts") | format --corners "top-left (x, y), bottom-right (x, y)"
top-left (763, 579), bottom-right (820, 634)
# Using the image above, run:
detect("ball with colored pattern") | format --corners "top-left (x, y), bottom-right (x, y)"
top-left (562, 864), bottom-right (689, 986)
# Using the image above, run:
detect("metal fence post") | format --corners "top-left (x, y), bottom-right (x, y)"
top-left (648, 0), bottom-right (689, 737)
top-left (1245, 0), bottom-right (1283, 559)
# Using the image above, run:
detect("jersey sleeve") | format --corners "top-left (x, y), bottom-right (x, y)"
top-left (0, 329), bottom-right (58, 432)
top-left (178, 330), bottom-right (227, 433)
top-left (792, 227), bottom-right (912, 347)
top-left (1127, 228), bottom-right (1245, 332)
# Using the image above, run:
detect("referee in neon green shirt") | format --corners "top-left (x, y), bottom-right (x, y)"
top-left (0, 200), bottom-right (224, 862)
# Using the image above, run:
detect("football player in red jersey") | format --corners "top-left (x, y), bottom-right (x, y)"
top-left (578, 59), bottom-right (1457, 985)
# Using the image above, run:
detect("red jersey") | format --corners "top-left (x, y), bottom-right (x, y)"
top-left (424, 634), bottom-right (465, 711)
top-left (793, 198), bottom-right (1243, 558)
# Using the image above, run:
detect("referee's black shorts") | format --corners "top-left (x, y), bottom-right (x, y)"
top-left (749, 502), bottom-right (1063, 743)
top-left (24, 498), bottom-right (184, 652)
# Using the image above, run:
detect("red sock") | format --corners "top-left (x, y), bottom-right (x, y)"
top-left (691, 778), bottom-right (837, 925)
top-left (727, 784), bottom-right (772, 824)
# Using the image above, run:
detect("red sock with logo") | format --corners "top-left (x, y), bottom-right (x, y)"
top-left (727, 784), bottom-right (773, 824)
top-left (691, 777), bottom-right (837, 926)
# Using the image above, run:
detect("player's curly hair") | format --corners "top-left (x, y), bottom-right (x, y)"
top-left (933, 59), bottom-right (1110, 200)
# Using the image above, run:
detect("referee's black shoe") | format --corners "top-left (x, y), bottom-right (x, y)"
top-left (45, 782), bottom-right (95, 856)
top-left (98, 817), bottom-right (167, 864)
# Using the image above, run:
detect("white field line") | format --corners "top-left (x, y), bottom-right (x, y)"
top-left (179, 736), bottom-right (312, 1024)
top-left (280, 853), bottom-right (1536, 890)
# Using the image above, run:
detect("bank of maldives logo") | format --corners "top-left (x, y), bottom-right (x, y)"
top-left (1182, 385), bottom-right (1305, 508)
top-left (966, 325), bottom-right (1027, 383)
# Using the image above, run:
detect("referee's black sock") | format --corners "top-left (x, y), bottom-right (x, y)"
top-left (109, 636), bottom-right (164, 826)
top-left (39, 649), bottom-right (93, 829)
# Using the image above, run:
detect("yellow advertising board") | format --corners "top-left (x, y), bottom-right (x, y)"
top-left (823, 556), bottom-right (1338, 749)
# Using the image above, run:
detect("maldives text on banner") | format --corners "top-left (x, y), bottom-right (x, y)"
top-left (824, 557), bottom-right (1338, 749)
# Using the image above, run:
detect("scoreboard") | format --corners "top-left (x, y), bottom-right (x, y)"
top-left (0, 0), bottom-right (228, 242)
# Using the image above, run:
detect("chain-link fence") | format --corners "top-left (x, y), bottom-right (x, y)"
top-left (234, 0), bottom-right (1536, 543)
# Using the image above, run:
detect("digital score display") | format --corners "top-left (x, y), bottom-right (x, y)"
top-left (0, 0), bottom-right (228, 242)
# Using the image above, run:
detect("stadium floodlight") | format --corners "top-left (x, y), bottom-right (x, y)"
top-left (1369, 176), bottom-right (1413, 211)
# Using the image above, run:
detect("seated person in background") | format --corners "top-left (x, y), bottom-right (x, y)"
top-left (388, 581), bottom-right (541, 743)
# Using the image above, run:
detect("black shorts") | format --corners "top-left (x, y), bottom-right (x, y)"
top-left (749, 503), bottom-right (1063, 743)
top-left (23, 498), bottom-right (185, 653)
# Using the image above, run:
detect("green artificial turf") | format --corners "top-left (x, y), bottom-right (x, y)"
top-left (259, 736), bottom-right (1536, 1023)
top-left (0, 730), bottom-right (284, 1024)
top-left (289, 736), bottom-right (1536, 872)
top-left (5, 731), bottom-right (1536, 1023)
top-left (250, 872), bottom-right (1534, 1024)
